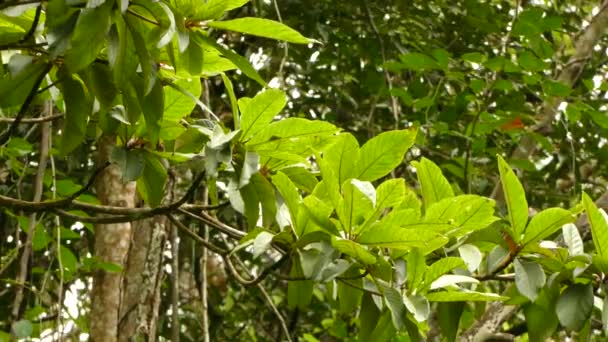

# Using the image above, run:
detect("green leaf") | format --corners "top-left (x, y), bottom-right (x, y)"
top-left (59, 245), bottom-right (78, 272)
top-left (239, 89), bottom-right (287, 141)
top-left (272, 171), bottom-right (301, 233)
top-left (249, 173), bottom-right (277, 228)
top-left (437, 302), bottom-right (464, 342)
top-left (95, 261), bottom-right (123, 273)
top-left (525, 303), bottom-right (559, 342)
top-left (137, 153), bottom-right (167, 207)
top-left (0, 57), bottom-right (48, 109)
top-left (424, 195), bottom-right (498, 236)
top-left (522, 208), bottom-right (575, 245)
top-left (252, 231), bottom-right (274, 258)
top-left (369, 310), bottom-right (397, 342)
top-left (514, 258), bottom-right (546, 302)
top-left (355, 129), bottom-right (417, 182)
top-left (12, 320), bottom-right (32, 338)
top-left (338, 274), bottom-right (363, 313)
top-left (331, 237), bottom-right (376, 265)
top-left (322, 133), bottom-right (359, 186)
top-left (140, 79), bottom-right (164, 146)
top-left (155, 1), bottom-right (176, 48)
top-left (412, 157), bottom-right (454, 208)
top-left (458, 244), bottom-right (483, 273)
top-left (382, 286), bottom-right (407, 331)
top-left (403, 294), bottom-right (430, 322)
top-left (357, 224), bottom-right (446, 250)
top-left (246, 118), bottom-right (337, 148)
top-left (398, 52), bottom-right (441, 71)
top-left (582, 192), bottom-right (608, 257)
top-left (337, 179), bottom-right (375, 234)
top-left (163, 77), bottom-right (201, 122)
top-left (359, 178), bottom-right (406, 233)
top-left (497, 155), bottom-right (528, 242)
top-left (426, 290), bottom-right (508, 302)
top-left (542, 80), bottom-right (571, 97)
top-left (422, 257), bottom-right (466, 292)
top-left (207, 17), bottom-right (312, 44)
top-left (110, 147), bottom-right (144, 182)
top-left (556, 284), bottom-right (593, 331)
top-left (359, 294), bottom-right (381, 341)
top-left (192, 0), bottom-right (249, 20)
top-left (562, 223), bottom-right (584, 256)
top-left (518, 51), bottom-right (547, 72)
top-left (64, 3), bottom-right (112, 72)
top-left (197, 34), bottom-right (267, 86)
top-left (126, 16), bottom-right (157, 95)
top-left (407, 248), bottom-right (426, 291)
top-left (287, 257), bottom-right (313, 310)
top-left (59, 75), bottom-right (93, 155)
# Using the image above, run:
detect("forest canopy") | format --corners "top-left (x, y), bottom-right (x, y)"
top-left (2, 0), bottom-right (608, 341)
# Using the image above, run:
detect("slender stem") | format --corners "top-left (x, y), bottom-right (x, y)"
top-left (11, 100), bottom-right (50, 324)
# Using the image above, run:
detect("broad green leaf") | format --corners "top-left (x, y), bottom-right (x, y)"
top-left (12, 320), bottom-right (32, 338)
top-left (430, 275), bottom-right (479, 290)
top-left (107, 16), bottom-right (137, 87)
top-left (542, 80), bottom-right (571, 97)
top-left (60, 245), bottom-right (78, 272)
top-left (355, 129), bottom-right (417, 182)
top-left (281, 167), bottom-right (319, 193)
top-left (239, 183), bottom-right (260, 230)
top-left (59, 75), bottom-right (93, 155)
top-left (287, 257), bottom-right (313, 310)
top-left (163, 77), bottom-right (201, 122)
top-left (562, 223), bottom-right (584, 256)
top-left (197, 34), bottom-right (267, 86)
top-left (525, 303), bottom-right (559, 342)
top-left (337, 179), bottom-right (375, 234)
top-left (382, 286), bottom-right (407, 331)
top-left (272, 171), bottom-right (301, 233)
top-left (398, 52), bottom-right (441, 71)
top-left (155, 1), bottom-right (176, 48)
top-left (300, 195), bottom-right (338, 236)
top-left (359, 178), bottom-right (406, 233)
top-left (140, 80), bottom-right (164, 146)
top-left (376, 179), bottom-right (406, 210)
top-left (136, 153), bottom-right (167, 207)
top-left (582, 193), bottom-right (608, 257)
top-left (522, 208), bottom-right (575, 245)
top-left (426, 290), bottom-right (508, 302)
top-left (437, 302), bottom-right (464, 342)
top-left (422, 257), bottom-right (466, 292)
top-left (110, 147), bottom-right (144, 182)
top-left (126, 16), bottom-right (156, 95)
top-left (252, 231), bottom-right (274, 259)
top-left (241, 173), bottom-right (276, 229)
top-left (192, 0), bottom-right (249, 20)
top-left (338, 274), bottom-right (363, 313)
top-left (407, 248), bottom-right (426, 292)
top-left (412, 157), bottom-right (454, 208)
top-left (246, 118), bottom-right (337, 147)
top-left (322, 133), bottom-right (359, 186)
top-left (359, 294), bottom-right (381, 342)
top-left (403, 294), bottom-right (430, 322)
top-left (0, 56), bottom-right (48, 109)
top-left (556, 284), bottom-right (593, 331)
top-left (497, 155), bottom-right (528, 242)
top-left (370, 310), bottom-right (397, 342)
top-left (221, 73), bottom-right (239, 128)
top-left (207, 17), bottom-right (312, 44)
top-left (423, 195), bottom-right (498, 236)
top-left (357, 224), bottom-right (446, 250)
top-left (331, 237), bottom-right (376, 265)
top-left (458, 244), bottom-right (483, 272)
top-left (514, 258), bottom-right (546, 302)
top-left (239, 89), bottom-right (287, 141)
top-left (64, 3), bottom-right (112, 72)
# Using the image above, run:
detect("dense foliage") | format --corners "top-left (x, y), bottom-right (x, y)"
top-left (2, 0), bottom-right (608, 341)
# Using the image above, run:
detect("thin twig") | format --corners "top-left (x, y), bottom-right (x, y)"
top-left (0, 113), bottom-right (63, 123)
top-left (11, 100), bottom-right (50, 324)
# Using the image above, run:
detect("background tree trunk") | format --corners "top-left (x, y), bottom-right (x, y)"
top-left (90, 136), bottom-right (136, 342)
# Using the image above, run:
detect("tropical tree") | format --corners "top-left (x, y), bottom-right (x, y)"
top-left (1, 1), bottom-right (608, 342)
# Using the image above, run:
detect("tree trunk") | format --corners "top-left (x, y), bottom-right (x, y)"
top-left (90, 136), bottom-right (136, 342)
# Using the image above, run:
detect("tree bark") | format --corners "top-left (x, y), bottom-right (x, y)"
top-left (118, 215), bottom-right (167, 342)
top-left (90, 136), bottom-right (136, 342)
